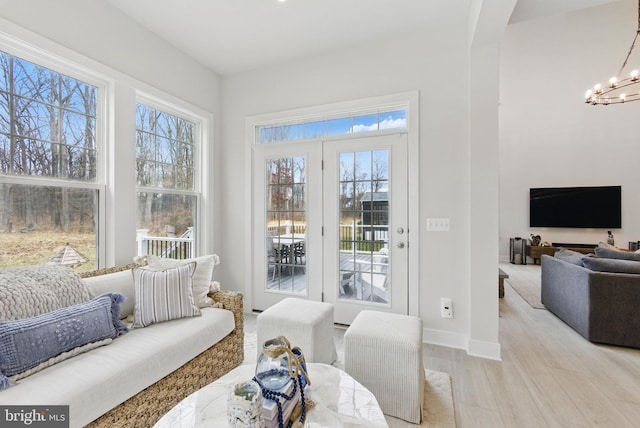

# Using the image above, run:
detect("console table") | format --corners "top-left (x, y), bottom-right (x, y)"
top-left (526, 244), bottom-right (596, 265)
top-left (153, 363), bottom-right (388, 427)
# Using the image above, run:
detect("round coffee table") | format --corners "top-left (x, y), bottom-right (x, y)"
top-left (154, 363), bottom-right (388, 427)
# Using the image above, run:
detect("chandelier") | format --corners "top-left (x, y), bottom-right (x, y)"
top-left (585, 0), bottom-right (640, 105)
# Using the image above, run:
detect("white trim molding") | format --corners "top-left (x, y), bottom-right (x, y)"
top-left (423, 328), bottom-right (502, 361)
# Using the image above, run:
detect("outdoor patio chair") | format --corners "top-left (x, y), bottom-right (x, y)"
top-left (294, 241), bottom-right (306, 268)
top-left (266, 236), bottom-right (289, 280)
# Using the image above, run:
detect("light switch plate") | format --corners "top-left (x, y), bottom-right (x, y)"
top-left (426, 218), bottom-right (450, 232)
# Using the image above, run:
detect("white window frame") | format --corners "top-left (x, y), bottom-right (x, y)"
top-left (0, 20), bottom-right (216, 267)
top-left (0, 33), bottom-right (109, 267)
top-left (135, 91), bottom-right (208, 257)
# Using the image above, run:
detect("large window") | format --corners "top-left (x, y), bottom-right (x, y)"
top-left (0, 49), bottom-right (101, 271)
top-left (135, 103), bottom-right (199, 259)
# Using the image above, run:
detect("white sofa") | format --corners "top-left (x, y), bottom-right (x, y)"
top-left (0, 264), bottom-right (244, 428)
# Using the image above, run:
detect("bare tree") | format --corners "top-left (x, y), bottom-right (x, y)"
top-left (134, 105), bottom-right (196, 236)
top-left (371, 154), bottom-right (388, 192)
top-left (1, 52), bottom-right (97, 233)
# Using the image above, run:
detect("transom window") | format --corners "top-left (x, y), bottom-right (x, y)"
top-left (256, 108), bottom-right (407, 144)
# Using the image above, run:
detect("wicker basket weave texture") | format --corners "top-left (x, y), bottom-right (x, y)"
top-left (78, 265), bottom-right (244, 427)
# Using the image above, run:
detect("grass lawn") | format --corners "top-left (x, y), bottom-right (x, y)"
top-left (0, 231), bottom-right (97, 272)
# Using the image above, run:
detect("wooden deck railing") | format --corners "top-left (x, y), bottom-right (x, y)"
top-left (136, 227), bottom-right (194, 259)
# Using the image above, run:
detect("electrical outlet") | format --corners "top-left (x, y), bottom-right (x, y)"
top-left (441, 297), bottom-right (453, 318)
top-left (427, 218), bottom-right (450, 232)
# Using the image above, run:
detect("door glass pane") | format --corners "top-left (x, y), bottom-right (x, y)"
top-left (338, 149), bottom-right (389, 303)
top-left (265, 156), bottom-right (307, 294)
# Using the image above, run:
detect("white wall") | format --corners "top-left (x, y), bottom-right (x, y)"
top-left (220, 2), bottom-right (509, 358)
top-left (468, 0), bottom-right (517, 358)
top-left (0, 0), bottom-right (220, 111)
top-left (0, 0), bottom-right (513, 358)
top-left (500, 0), bottom-right (640, 260)
top-left (0, 0), bottom-right (222, 265)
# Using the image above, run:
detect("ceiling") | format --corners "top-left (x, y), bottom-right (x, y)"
top-left (105, 0), bottom-right (619, 76)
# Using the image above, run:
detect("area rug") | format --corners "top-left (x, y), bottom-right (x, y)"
top-left (386, 369), bottom-right (456, 428)
top-left (499, 263), bottom-right (545, 309)
top-left (244, 332), bottom-right (457, 427)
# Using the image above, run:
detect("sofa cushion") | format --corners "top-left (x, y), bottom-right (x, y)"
top-left (0, 293), bottom-right (128, 389)
top-left (145, 254), bottom-right (220, 308)
top-left (132, 263), bottom-right (201, 328)
top-left (0, 306), bottom-right (234, 427)
top-left (83, 269), bottom-right (136, 319)
top-left (0, 265), bottom-right (93, 321)
top-left (594, 245), bottom-right (640, 262)
top-left (582, 257), bottom-right (640, 274)
top-left (554, 248), bottom-right (590, 266)
top-left (598, 241), bottom-right (617, 250)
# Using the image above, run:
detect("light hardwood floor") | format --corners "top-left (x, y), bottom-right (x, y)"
top-left (246, 264), bottom-right (640, 427)
top-left (440, 264), bottom-right (640, 427)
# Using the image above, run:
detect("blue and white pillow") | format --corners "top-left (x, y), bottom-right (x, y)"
top-left (0, 293), bottom-right (128, 390)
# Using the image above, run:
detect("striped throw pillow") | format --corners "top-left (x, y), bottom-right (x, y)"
top-left (132, 263), bottom-right (201, 328)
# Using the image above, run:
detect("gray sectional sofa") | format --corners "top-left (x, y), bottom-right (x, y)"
top-left (541, 249), bottom-right (640, 348)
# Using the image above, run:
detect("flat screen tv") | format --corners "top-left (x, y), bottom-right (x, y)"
top-left (529, 186), bottom-right (621, 228)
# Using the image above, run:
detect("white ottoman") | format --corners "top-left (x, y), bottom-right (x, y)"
top-left (256, 298), bottom-right (337, 364)
top-left (344, 310), bottom-right (424, 423)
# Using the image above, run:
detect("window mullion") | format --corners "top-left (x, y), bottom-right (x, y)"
top-left (57, 73), bottom-right (64, 181)
top-left (8, 54), bottom-right (15, 176)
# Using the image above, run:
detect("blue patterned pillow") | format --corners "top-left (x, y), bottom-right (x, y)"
top-left (0, 293), bottom-right (128, 389)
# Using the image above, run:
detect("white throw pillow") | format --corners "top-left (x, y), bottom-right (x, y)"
top-left (145, 254), bottom-right (220, 308)
top-left (132, 263), bottom-right (201, 328)
top-left (83, 270), bottom-right (136, 319)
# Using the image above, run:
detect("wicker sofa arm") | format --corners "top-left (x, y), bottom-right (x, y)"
top-left (211, 290), bottom-right (244, 333)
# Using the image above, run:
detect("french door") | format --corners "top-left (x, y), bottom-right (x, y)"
top-left (252, 141), bottom-right (323, 310)
top-left (322, 134), bottom-right (408, 323)
top-left (252, 134), bottom-right (408, 324)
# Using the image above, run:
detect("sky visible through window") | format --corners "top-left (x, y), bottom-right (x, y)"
top-left (257, 109), bottom-right (407, 144)
top-left (1, 50), bottom-right (98, 180)
top-left (0, 49), bottom-right (99, 270)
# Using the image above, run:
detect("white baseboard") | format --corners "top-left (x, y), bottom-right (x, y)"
top-left (423, 328), bottom-right (468, 351)
top-left (423, 328), bottom-right (502, 361)
top-left (468, 339), bottom-right (502, 360)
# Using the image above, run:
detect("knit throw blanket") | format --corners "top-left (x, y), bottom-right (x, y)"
top-left (0, 265), bottom-right (93, 321)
